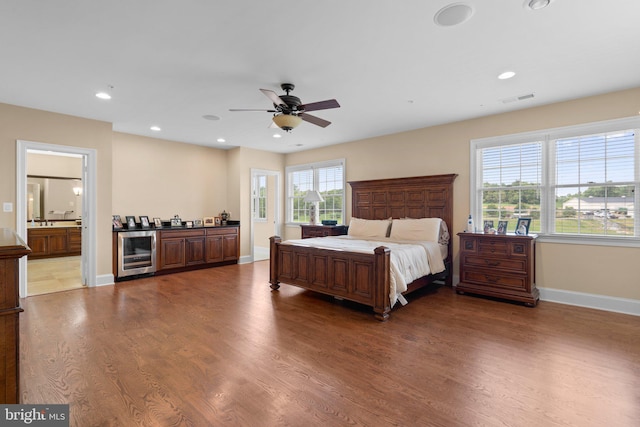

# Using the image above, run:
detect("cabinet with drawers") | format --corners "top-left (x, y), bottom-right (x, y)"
top-left (457, 232), bottom-right (539, 306)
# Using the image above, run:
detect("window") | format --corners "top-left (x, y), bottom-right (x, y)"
top-left (286, 159), bottom-right (345, 225)
top-left (471, 117), bottom-right (640, 245)
top-left (252, 174), bottom-right (267, 221)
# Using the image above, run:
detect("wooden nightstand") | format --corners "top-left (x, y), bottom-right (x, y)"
top-left (301, 225), bottom-right (348, 239)
top-left (456, 232), bottom-right (539, 306)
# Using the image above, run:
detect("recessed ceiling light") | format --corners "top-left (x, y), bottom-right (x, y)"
top-left (150, 126), bottom-right (161, 131)
top-left (95, 84), bottom-right (114, 100)
top-left (434, 3), bottom-right (474, 27)
top-left (203, 115), bottom-right (221, 121)
top-left (217, 138), bottom-right (226, 143)
top-left (524, 0), bottom-right (553, 10)
top-left (498, 71), bottom-right (516, 80)
top-left (273, 134), bottom-right (282, 139)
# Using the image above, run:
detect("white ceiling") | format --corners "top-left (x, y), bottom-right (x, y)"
top-left (1, 1), bottom-right (639, 154)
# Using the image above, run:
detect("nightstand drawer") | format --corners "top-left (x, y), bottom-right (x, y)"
top-left (462, 269), bottom-right (528, 291)
top-left (462, 254), bottom-right (526, 273)
top-left (478, 240), bottom-right (509, 256)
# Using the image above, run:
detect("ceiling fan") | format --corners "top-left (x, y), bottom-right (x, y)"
top-left (229, 83), bottom-right (340, 132)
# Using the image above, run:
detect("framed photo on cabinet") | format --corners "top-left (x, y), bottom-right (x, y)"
top-left (203, 217), bottom-right (215, 227)
top-left (126, 216), bottom-right (136, 229)
top-left (194, 219), bottom-right (203, 227)
top-left (112, 215), bottom-right (123, 230)
top-left (215, 217), bottom-right (222, 226)
top-left (153, 217), bottom-right (163, 228)
top-left (140, 216), bottom-right (150, 228)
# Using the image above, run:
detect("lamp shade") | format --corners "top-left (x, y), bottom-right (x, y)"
top-left (272, 114), bottom-right (302, 131)
top-left (303, 190), bottom-right (324, 203)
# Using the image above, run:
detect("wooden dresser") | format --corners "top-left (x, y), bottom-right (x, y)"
top-left (457, 232), bottom-right (539, 306)
top-left (300, 225), bottom-right (348, 239)
top-left (0, 228), bottom-right (31, 403)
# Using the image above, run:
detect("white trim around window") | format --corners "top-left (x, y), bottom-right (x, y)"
top-left (470, 116), bottom-right (640, 247)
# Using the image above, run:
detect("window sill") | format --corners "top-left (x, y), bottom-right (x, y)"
top-left (537, 234), bottom-right (640, 248)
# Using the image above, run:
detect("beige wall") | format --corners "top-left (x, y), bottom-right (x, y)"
top-left (2, 87), bottom-right (640, 301)
top-left (27, 152), bottom-right (83, 178)
top-left (112, 132), bottom-right (228, 221)
top-left (284, 87), bottom-right (640, 301)
top-left (226, 147), bottom-right (285, 258)
top-left (0, 102), bottom-right (113, 277)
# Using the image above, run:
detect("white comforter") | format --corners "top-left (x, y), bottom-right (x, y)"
top-left (281, 236), bottom-right (446, 307)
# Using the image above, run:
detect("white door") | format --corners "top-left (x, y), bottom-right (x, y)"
top-left (251, 169), bottom-right (280, 262)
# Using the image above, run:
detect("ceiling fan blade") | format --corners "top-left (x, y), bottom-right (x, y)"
top-left (299, 99), bottom-right (340, 112)
top-left (229, 108), bottom-right (277, 112)
top-left (300, 113), bottom-right (331, 128)
top-left (260, 89), bottom-right (287, 108)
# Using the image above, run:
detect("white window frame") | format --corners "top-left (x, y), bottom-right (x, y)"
top-left (470, 116), bottom-right (640, 248)
top-left (252, 173), bottom-right (267, 222)
top-left (286, 158), bottom-right (345, 226)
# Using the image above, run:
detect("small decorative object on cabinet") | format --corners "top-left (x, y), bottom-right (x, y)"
top-left (301, 224), bottom-right (348, 239)
top-left (457, 232), bottom-right (539, 306)
top-left (220, 211), bottom-right (230, 225)
top-left (140, 216), bottom-right (150, 228)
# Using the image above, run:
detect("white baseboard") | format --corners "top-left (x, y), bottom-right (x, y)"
top-left (95, 274), bottom-right (114, 287)
top-left (538, 287), bottom-right (640, 316)
top-left (238, 255), bottom-right (253, 265)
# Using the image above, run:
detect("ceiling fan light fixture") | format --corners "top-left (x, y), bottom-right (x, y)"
top-left (272, 114), bottom-right (302, 132)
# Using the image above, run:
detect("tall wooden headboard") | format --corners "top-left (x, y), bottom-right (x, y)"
top-left (348, 174), bottom-right (458, 262)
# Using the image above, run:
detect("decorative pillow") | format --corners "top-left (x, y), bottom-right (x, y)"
top-left (439, 220), bottom-right (450, 245)
top-left (348, 217), bottom-right (391, 238)
top-left (389, 218), bottom-right (443, 242)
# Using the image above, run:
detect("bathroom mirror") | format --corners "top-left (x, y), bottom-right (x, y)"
top-left (27, 176), bottom-right (82, 221)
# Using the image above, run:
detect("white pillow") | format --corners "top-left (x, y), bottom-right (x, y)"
top-left (389, 218), bottom-right (443, 242)
top-left (348, 217), bottom-right (391, 238)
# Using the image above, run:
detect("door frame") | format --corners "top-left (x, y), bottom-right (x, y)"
top-left (16, 140), bottom-right (98, 297)
top-left (250, 168), bottom-right (281, 262)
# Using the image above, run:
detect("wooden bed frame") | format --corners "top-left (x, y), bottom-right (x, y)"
top-left (269, 174), bottom-right (457, 321)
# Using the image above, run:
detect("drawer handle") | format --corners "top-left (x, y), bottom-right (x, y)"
top-left (484, 274), bottom-right (500, 283)
top-left (484, 260), bottom-right (500, 267)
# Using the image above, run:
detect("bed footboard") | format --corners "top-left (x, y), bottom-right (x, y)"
top-left (269, 236), bottom-right (392, 321)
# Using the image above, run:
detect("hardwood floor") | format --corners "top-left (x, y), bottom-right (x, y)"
top-left (27, 256), bottom-right (83, 296)
top-left (19, 261), bottom-right (640, 426)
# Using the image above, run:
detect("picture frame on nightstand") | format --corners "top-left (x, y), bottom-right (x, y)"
top-left (515, 218), bottom-right (531, 235)
top-left (497, 221), bottom-right (508, 235)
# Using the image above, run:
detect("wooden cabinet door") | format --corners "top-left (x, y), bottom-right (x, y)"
top-left (222, 235), bottom-right (239, 261)
top-left (160, 238), bottom-right (185, 270)
top-left (27, 234), bottom-right (48, 257)
top-left (206, 235), bottom-right (224, 263)
top-left (48, 230), bottom-right (68, 255)
top-left (185, 237), bottom-right (206, 266)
